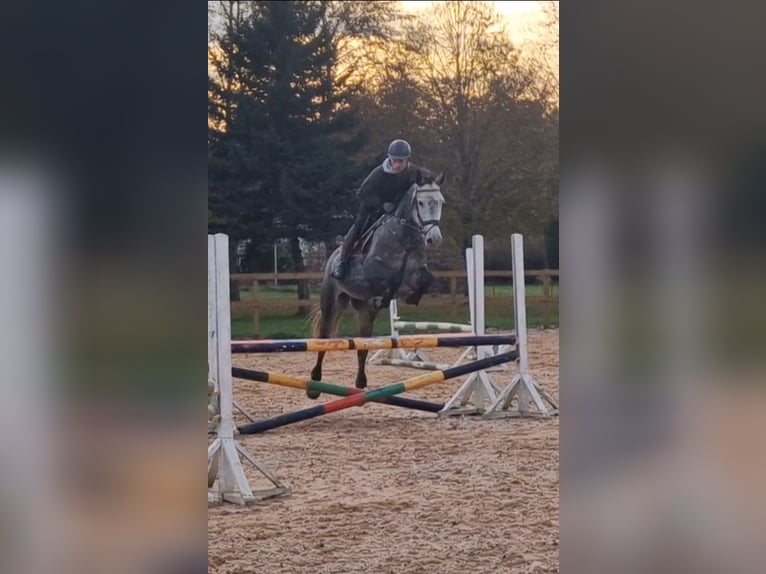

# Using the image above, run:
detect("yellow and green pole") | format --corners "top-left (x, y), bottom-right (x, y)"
top-left (237, 350), bottom-right (517, 435)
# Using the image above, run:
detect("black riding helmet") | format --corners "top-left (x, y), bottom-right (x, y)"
top-left (387, 139), bottom-right (411, 159)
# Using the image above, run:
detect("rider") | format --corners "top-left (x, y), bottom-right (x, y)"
top-left (331, 139), bottom-right (434, 280)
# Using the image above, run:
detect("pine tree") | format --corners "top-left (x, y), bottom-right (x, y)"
top-left (208, 1), bottom-right (367, 294)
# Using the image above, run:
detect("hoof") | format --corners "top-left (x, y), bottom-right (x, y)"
top-left (306, 389), bottom-right (321, 400)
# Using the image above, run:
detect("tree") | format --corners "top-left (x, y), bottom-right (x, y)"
top-left (394, 1), bottom-right (555, 248)
top-left (208, 1), bottom-right (368, 302)
top-left (208, 0), bottom-right (559, 278)
top-left (525, 1), bottom-right (559, 124)
top-left (323, 1), bottom-right (405, 93)
top-left (208, 2), bottom-right (253, 239)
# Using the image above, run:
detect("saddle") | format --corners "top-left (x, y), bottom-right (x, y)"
top-left (354, 212), bottom-right (388, 257)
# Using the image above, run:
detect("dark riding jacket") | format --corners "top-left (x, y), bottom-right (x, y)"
top-left (350, 161), bottom-right (433, 237)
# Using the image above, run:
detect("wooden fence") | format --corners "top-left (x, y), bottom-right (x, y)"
top-left (229, 269), bottom-right (559, 334)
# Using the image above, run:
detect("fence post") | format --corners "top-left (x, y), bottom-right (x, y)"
top-left (252, 279), bottom-right (260, 337)
top-left (450, 275), bottom-right (458, 321)
top-left (542, 274), bottom-right (552, 329)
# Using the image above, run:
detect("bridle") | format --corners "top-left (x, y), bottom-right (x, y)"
top-left (411, 187), bottom-right (442, 237)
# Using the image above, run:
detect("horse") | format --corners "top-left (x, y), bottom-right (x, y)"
top-left (309, 172), bottom-right (446, 393)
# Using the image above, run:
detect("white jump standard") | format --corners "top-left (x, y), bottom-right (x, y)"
top-left (208, 233), bottom-right (290, 505)
top-left (439, 233), bottom-right (558, 418)
top-left (483, 234), bottom-right (558, 417)
top-left (369, 234), bottom-right (508, 372)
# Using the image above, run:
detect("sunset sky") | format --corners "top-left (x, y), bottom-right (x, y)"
top-left (400, 1), bottom-right (551, 46)
top-left (210, 2), bottom-right (556, 50)
top-left (209, 1), bottom-right (558, 93)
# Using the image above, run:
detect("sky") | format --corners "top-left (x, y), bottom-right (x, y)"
top-left (210, 1), bottom-right (558, 86)
top-left (210, 2), bottom-right (555, 49)
top-left (401, 0), bottom-right (543, 17)
top-left (399, 1), bottom-right (550, 46)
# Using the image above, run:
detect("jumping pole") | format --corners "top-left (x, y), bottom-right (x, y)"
top-left (231, 334), bottom-right (516, 354)
top-left (237, 350), bottom-right (517, 435)
top-left (232, 367), bottom-right (444, 413)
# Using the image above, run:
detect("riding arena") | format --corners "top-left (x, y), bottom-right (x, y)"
top-left (208, 221), bottom-right (560, 572)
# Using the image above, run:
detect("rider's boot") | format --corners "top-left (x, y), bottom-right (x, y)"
top-left (331, 232), bottom-right (357, 280)
top-left (331, 253), bottom-right (349, 280)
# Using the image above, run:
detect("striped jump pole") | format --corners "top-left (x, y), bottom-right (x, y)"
top-left (393, 321), bottom-right (473, 333)
top-left (232, 367), bottom-right (444, 414)
top-left (376, 358), bottom-right (450, 371)
top-left (231, 334), bottom-right (516, 354)
top-left (237, 350), bottom-right (518, 435)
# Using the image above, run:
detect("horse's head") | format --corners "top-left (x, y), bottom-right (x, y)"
top-left (394, 173), bottom-right (444, 246)
top-left (397, 171), bottom-right (446, 247)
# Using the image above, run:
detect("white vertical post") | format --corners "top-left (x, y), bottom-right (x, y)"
top-left (367, 299), bottom-right (407, 363)
top-left (388, 298), bottom-right (414, 360)
top-left (472, 234), bottom-right (487, 351)
top-left (449, 245), bottom-right (477, 365)
top-left (466, 246), bottom-right (475, 331)
top-left (211, 235), bottom-right (236, 444)
top-left (273, 242), bottom-right (278, 286)
top-left (208, 234), bottom-right (289, 504)
top-left (440, 234), bottom-right (499, 414)
top-left (484, 233), bottom-right (558, 418)
top-left (511, 234), bottom-right (529, 374)
top-left (468, 234), bottom-right (506, 371)
top-left (209, 234), bottom-right (253, 502)
top-left (510, 234), bottom-right (533, 410)
top-left (390, 298), bottom-right (400, 337)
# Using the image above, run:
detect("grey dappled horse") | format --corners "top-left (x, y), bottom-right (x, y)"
top-left (309, 173), bottom-right (446, 393)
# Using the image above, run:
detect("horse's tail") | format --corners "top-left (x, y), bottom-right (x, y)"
top-left (308, 303), bottom-right (323, 338)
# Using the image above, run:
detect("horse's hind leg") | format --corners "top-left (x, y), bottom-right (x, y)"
top-left (351, 299), bottom-right (377, 389)
top-left (308, 289), bottom-right (348, 398)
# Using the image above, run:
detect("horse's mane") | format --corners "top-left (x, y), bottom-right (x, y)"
top-left (356, 185), bottom-right (419, 255)
top-left (393, 183), bottom-right (419, 219)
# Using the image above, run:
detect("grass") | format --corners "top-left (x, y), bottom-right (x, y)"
top-left (483, 283), bottom-right (559, 297)
top-left (238, 285), bottom-right (321, 300)
top-left (232, 301), bottom-right (557, 339)
top-left (237, 282), bottom-right (558, 300)
top-left (230, 278), bottom-right (558, 339)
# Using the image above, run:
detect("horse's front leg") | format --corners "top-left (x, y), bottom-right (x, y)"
top-left (308, 283), bottom-right (348, 399)
top-left (310, 351), bottom-right (325, 383)
top-left (401, 248), bottom-right (434, 305)
top-left (355, 349), bottom-right (369, 390)
top-left (403, 266), bottom-right (434, 305)
top-left (352, 300), bottom-right (376, 389)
